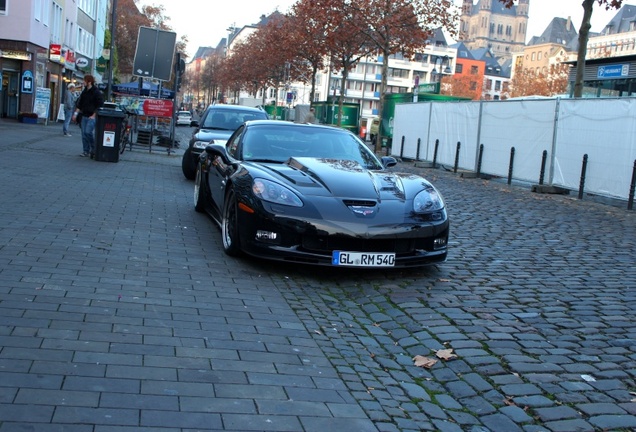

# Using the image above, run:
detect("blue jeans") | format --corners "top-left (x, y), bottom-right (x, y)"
top-left (63, 108), bottom-right (73, 134)
top-left (80, 116), bottom-right (96, 154)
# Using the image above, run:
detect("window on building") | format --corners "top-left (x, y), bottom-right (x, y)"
top-left (65, 19), bottom-right (74, 49)
top-left (51, 3), bottom-right (62, 44)
top-left (470, 65), bottom-right (478, 75)
top-left (78, 0), bottom-right (96, 19)
top-left (388, 68), bottom-right (409, 78)
top-left (77, 26), bottom-right (95, 58)
top-left (470, 81), bottom-right (477, 90)
top-left (35, 0), bottom-right (42, 21)
top-left (455, 63), bottom-right (463, 73)
top-left (538, 52), bottom-right (542, 60)
top-left (486, 79), bottom-right (493, 89)
top-left (495, 81), bottom-right (501, 91)
top-left (0, 0), bottom-right (7, 15)
top-left (531, 52), bottom-right (536, 61)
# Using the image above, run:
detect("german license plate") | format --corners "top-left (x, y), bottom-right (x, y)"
top-left (332, 251), bottom-right (395, 267)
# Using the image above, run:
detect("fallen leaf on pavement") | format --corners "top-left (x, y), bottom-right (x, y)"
top-left (413, 355), bottom-right (438, 368)
top-left (436, 349), bottom-right (458, 360)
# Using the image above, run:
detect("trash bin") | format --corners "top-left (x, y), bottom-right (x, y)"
top-left (95, 107), bottom-right (126, 162)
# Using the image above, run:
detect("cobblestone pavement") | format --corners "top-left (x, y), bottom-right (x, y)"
top-left (0, 118), bottom-right (635, 431)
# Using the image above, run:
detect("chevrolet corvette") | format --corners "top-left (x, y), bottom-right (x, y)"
top-left (193, 120), bottom-right (449, 268)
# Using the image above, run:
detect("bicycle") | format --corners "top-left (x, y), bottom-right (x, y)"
top-left (119, 107), bottom-right (136, 154)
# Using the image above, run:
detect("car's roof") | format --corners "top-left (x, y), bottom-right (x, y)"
top-left (246, 120), bottom-right (348, 133)
top-left (178, 111), bottom-right (191, 114)
top-left (206, 104), bottom-right (265, 113)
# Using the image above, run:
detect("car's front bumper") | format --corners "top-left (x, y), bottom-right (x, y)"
top-left (235, 206), bottom-right (449, 268)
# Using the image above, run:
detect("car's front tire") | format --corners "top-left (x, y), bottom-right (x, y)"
top-left (182, 147), bottom-right (196, 180)
top-left (194, 164), bottom-right (206, 213)
top-left (221, 190), bottom-right (241, 256)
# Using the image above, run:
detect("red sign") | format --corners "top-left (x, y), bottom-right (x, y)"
top-left (143, 98), bottom-right (174, 117)
top-left (49, 44), bottom-right (61, 62)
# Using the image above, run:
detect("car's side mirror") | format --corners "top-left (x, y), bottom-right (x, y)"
top-left (190, 120), bottom-right (199, 128)
top-left (381, 156), bottom-right (397, 168)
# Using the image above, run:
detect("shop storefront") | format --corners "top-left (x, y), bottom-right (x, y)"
top-left (567, 54), bottom-right (636, 97)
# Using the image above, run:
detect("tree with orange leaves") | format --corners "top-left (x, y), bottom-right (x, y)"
top-left (357, 0), bottom-right (457, 148)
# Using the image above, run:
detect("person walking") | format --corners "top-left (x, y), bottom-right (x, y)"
top-left (72, 75), bottom-right (104, 158)
top-left (62, 83), bottom-right (76, 136)
top-left (303, 107), bottom-right (317, 124)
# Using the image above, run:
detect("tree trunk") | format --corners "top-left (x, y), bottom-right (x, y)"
top-left (574, 0), bottom-right (594, 98)
top-left (310, 65), bottom-right (318, 104)
top-left (375, 48), bottom-right (390, 152)
top-left (338, 68), bottom-right (348, 127)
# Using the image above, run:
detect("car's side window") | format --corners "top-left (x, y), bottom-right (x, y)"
top-left (226, 125), bottom-right (245, 159)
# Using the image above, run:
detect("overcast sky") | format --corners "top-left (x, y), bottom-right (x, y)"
top-left (137, 0), bottom-right (625, 58)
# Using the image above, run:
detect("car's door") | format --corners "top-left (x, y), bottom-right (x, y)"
top-left (208, 126), bottom-right (245, 218)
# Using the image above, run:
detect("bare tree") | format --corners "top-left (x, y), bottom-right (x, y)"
top-left (498, 0), bottom-right (623, 98)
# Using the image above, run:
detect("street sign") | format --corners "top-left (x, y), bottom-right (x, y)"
top-left (597, 64), bottom-right (629, 79)
top-left (133, 27), bottom-right (177, 81)
top-left (143, 98), bottom-right (174, 117)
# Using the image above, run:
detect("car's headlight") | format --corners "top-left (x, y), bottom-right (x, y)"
top-left (253, 178), bottom-right (303, 207)
top-left (413, 187), bottom-right (444, 213)
top-left (193, 139), bottom-right (227, 150)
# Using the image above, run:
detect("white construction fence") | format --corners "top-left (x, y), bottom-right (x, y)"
top-left (392, 97), bottom-right (636, 203)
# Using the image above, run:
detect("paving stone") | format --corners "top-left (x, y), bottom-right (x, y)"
top-left (513, 395), bottom-right (555, 408)
top-left (576, 402), bottom-right (628, 416)
top-left (534, 406), bottom-right (582, 422)
top-left (587, 414), bottom-right (636, 430)
top-left (499, 405), bottom-right (534, 423)
top-left (500, 383), bottom-right (543, 396)
top-left (480, 413), bottom-right (524, 432)
top-left (542, 419), bottom-right (595, 432)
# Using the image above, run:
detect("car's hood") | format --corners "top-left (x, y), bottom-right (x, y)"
top-left (193, 128), bottom-right (233, 142)
top-left (259, 157), bottom-right (428, 201)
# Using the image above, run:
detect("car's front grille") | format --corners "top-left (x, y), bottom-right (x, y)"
top-left (343, 199), bottom-right (377, 207)
top-left (301, 235), bottom-right (432, 254)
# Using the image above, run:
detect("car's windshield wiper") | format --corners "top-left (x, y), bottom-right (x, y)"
top-left (203, 126), bottom-right (231, 131)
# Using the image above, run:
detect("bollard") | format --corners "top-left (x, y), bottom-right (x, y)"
top-left (628, 159), bottom-right (636, 210)
top-left (432, 139), bottom-right (439, 169)
top-left (453, 141), bottom-right (461, 174)
top-left (508, 147), bottom-right (515, 185)
top-left (477, 144), bottom-right (484, 177)
top-left (539, 150), bottom-right (547, 185)
top-left (578, 154), bottom-right (588, 200)
top-left (400, 136), bottom-right (405, 159)
top-left (416, 138), bottom-right (421, 161)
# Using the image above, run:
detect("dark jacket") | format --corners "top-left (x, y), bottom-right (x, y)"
top-left (76, 86), bottom-right (104, 117)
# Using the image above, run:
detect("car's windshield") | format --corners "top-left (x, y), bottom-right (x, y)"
top-left (202, 109), bottom-right (267, 130)
top-left (242, 126), bottom-right (383, 170)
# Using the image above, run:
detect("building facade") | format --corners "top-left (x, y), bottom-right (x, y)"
top-left (459, 0), bottom-right (529, 59)
top-left (0, 0), bottom-right (108, 121)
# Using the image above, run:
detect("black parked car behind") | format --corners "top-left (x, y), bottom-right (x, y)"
top-left (182, 104), bottom-right (268, 180)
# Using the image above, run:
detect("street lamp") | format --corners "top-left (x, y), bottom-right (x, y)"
top-left (431, 55), bottom-right (452, 83)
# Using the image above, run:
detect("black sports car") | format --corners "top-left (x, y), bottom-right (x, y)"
top-left (194, 120), bottom-right (449, 268)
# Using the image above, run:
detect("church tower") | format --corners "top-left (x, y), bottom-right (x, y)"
top-left (459, 0), bottom-right (529, 59)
